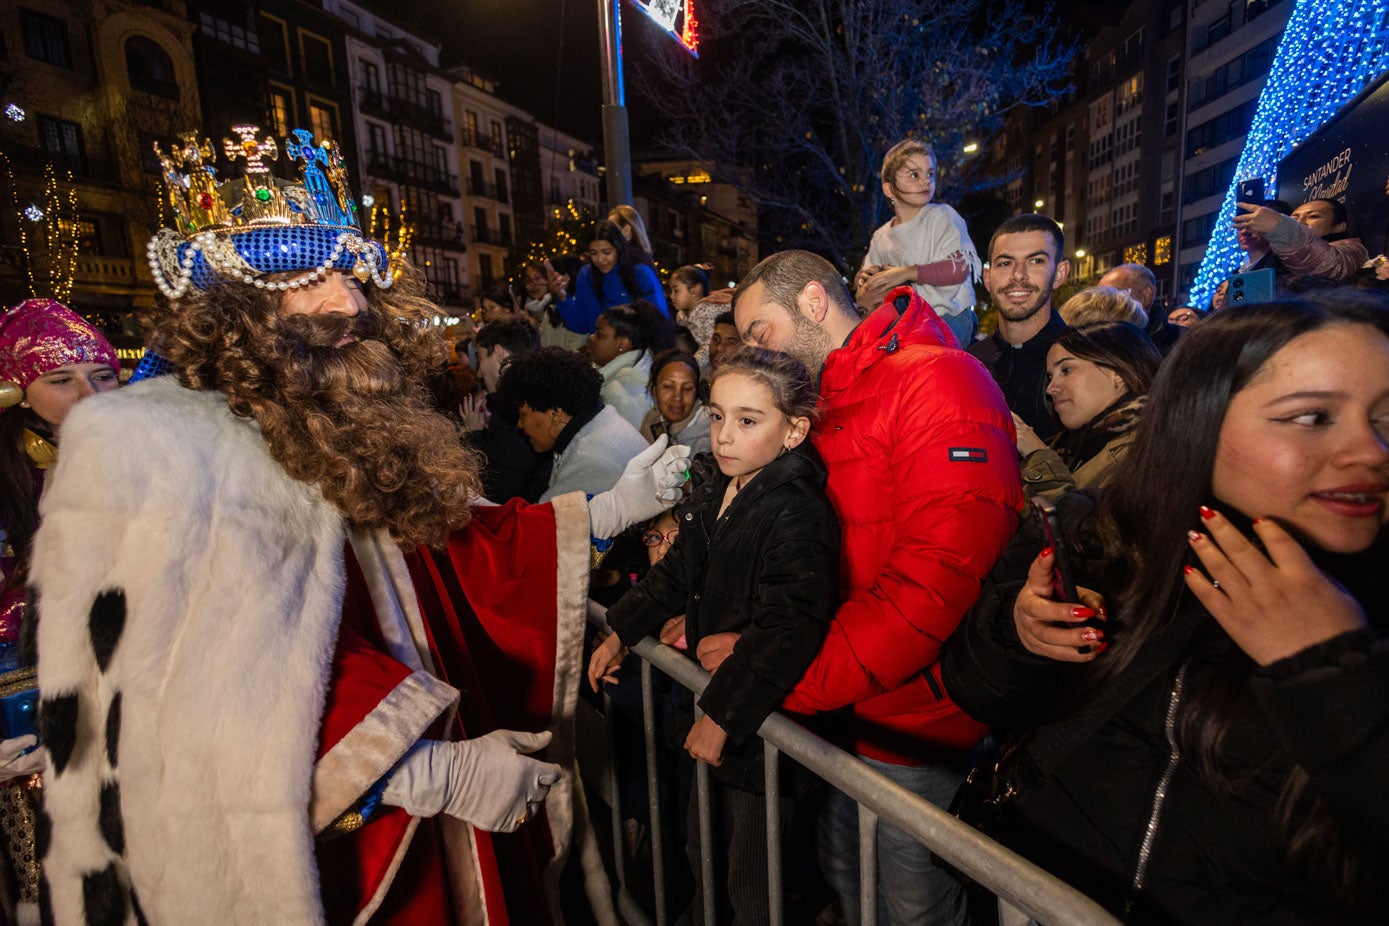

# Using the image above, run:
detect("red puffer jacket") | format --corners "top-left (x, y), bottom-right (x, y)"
top-left (781, 287), bottom-right (1023, 765)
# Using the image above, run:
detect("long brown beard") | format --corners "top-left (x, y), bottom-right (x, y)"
top-left (140, 266), bottom-right (483, 548)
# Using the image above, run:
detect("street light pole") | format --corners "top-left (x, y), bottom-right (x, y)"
top-left (597, 0), bottom-right (634, 208)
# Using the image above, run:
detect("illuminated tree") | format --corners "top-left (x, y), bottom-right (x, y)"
top-left (1190, 0), bottom-right (1389, 303)
top-left (634, 0), bottom-right (1075, 271)
top-left (0, 155), bottom-right (79, 302)
top-left (510, 200), bottom-right (597, 273)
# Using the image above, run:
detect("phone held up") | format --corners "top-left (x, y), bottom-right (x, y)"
top-left (1236, 177), bottom-right (1265, 203)
top-left (1229, 267), bottom-right (1276, 305)
top-left (1029, 496), bottom-right (1078, 602)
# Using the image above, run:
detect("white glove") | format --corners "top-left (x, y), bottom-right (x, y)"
top-left (381, 730), bottom-right (562, 832)
top-left (0, 736), bottom-right (42, 784)
top-left (588, 435), bottom-right (694, 539)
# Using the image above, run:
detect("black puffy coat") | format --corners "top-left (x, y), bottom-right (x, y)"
top-left (606, 445), bottom-right (840, 791)
top-left (941, 492), bottom-right (1389, 924)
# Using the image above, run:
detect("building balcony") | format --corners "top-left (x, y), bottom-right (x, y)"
top-left (414, 221), bottom-right (468, 251)
top-left (466, 179), bottom-right (510, 204)
top-left (356, 90), bottom-right (453, 142)
top-left (74, 256), bottom-right (137, 286)
top-left (460, 128), bottom-right (506, 159)
top-left (364, 153), bottom-right (458, 196)
top-left (469, 224), bottom-right (510, 247)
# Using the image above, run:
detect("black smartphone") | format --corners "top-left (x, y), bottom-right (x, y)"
top-left (1236, 177), bottom-right (1265, 203)
top-left (1230, 268), bottom-right (1275, 305)
top-left (1029, 496), bottom-right (1078, 603)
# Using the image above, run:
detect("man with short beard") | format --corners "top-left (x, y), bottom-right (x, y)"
top-left (732, 250), bottom-right (1021, 926)
top-left (969, 213), bottom-right (1072, 441)
top-left (28, 128), bottom-right (673, 926)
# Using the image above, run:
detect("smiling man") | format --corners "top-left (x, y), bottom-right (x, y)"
top-left (968, 213), bottom-right (1071, 441)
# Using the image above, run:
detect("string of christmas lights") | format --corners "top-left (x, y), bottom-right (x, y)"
top-left (1189, 0), bottom-right (1389, 304)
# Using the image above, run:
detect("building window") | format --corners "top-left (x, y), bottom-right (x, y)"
top-left (267, 85), bottom-right (295, 137)
top-left (499, 213), bottom-right (512, 246)
top-left (197, 12), bottom-right (259, 53)
top-left (473, 207), bottom-right (489, 243)
top-left (494, 167), bottom-right (508, 204)
top-left (1166, 55), bottom-right (1181, 93)
top-left (427, 88), bottom-right (443, 120)
top-left (1154, 235), bottom-right (1173, 266)
top-left (478, 253), bottom-right (494, 288)
top-left (299, 31), bottom-right (334, 83)
top-left (37, 115), bottom-right (85, 174)
top-left (125, 36), bottom-right (179, 99)
top-left (367, 122), bottom-right (388, 161)
top-left (433, 144), bottom-right (448, 179)
top-left (1165, 100), bottom-right (1180, 138)
top-left (469, 160), bottom-right (485, 194)
top-left (20, 8), bottom-right (71, 68)
top-left (307, 98), bottom-right (339, 142)
top-left (464, 111), bottom-right (478, 147)
top-left (491, 121), bottom-right (504, 155)
top-left (259, 14), bottom-right (289, 73)
top-left (360, 60), bottom-right (381, 97)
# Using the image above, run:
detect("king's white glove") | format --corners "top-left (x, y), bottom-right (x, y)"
top-left (589, 435), bottom-right (693, 539)
top-left (381, 730), bottom-right (562, 832)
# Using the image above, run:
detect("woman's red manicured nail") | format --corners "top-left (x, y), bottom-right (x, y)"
top-left (1040, 546), bottom-right (1053, 558)
top-left (1252, 518), bottom-right (1264, 525)
top-left (1184, 565), bottom-right (1194, 575)
top-left (1200, 505), bottom-right (1216, 520)
top-left (1072, 607), bottom-right (1095, 619)
top-left (1188, 530), bottom-right (1203, 542)
top-left (1082, 629), bottom-right (1100, 643)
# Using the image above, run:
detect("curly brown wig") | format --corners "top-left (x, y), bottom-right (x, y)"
top-left (139, 264), bottom-right (483, 549)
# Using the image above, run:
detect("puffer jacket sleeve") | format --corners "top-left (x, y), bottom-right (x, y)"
top-left (782, 352), bottom-right (1022, 714)
top-left (1250, 627), bottom-right (1389, 866)
top-left (940, 508), bottom-right (1073, 725)
top-left (698, 493), bottom-right (840, 744)
top-left (1264, 216), bottom-right (1369, 283)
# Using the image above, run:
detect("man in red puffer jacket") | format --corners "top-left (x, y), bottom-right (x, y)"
top-left (728, 249), bottom-right (1022, 926)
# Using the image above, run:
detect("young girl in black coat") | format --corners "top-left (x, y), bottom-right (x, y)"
top-left (589, 347), bottom-right (840, 925)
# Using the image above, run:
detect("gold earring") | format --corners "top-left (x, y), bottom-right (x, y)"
top-left (23, 429), bottom-right (57, 469)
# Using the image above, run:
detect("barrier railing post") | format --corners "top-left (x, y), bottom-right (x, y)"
top-left (694, 706), bottom-right (716, 926)
top-left (640, 659), bottom-right (668, 926)
top-left (601, 687), bottom-right (627, 892)
top-left (764, 740), bottom-right (783, 926)
top-left (859, 805), bottom-right (879, 926)
top-left (584, 600), bottom-right (1120, 926)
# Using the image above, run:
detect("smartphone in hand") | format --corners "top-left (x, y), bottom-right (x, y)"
top-left (1029, 496), bottom-right (1078, 602)
top-left (1236, 177), bottom-right (1265, 203)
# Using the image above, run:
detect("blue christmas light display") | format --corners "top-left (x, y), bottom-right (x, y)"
top-left (1189, 0), bottom-right (1389, 304)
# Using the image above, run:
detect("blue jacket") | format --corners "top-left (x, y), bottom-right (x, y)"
top-left (556, 263), bottom-right (669, 334)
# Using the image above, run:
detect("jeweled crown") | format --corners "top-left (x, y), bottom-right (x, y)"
top-left (148, 124), bottom-right (391, 298)
top-left (155, 126), bottom-right (361, 235)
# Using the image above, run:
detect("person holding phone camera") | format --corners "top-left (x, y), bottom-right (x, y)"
top-left (1234, 197), bottom-right (1368, 286)
top-left (942, 293), bottom-right (1389, 923)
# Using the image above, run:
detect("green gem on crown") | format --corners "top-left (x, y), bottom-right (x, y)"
top-left (254, 187), bottom-right (272, 202)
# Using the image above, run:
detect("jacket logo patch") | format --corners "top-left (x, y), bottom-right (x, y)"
top-left (949, 447), bottom-right (988, 463)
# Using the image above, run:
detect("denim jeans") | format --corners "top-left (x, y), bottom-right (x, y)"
top-left (943, 308), bottom-right (979, 350)
top-left (818, 754), bottom-right (969, 926)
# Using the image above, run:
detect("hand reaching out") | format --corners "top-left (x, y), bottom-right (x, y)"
top-left (460, 393), bottom-right (489, 432)
top-left (587, 632), bottom-right (628, 692)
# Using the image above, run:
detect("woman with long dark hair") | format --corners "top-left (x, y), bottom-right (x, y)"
top-left (942, 293), bottom-right (1389, 922)
top-left (549, 220), bottom-right (669, 337)
top-left (1014, 321), bottom-right (1161, 499)
top-left (0, 299), bottom-right (120, 654)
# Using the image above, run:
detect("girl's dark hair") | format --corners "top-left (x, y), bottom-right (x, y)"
top-left (588, 220), bottom-right (644, 304)
top-left (1086, 291), bottom-right (1389, 902)
top-left (600, 299), bottom-right (676, 355)
top-left (495, 346), bottom-right (603, 419)
top-left (709, 347), bottom-right (819, 422)
top-left (480, 282), bottom-right (516, 311)
top-left (673, 325), bottom-right (699, 357)
top-left (646, 349), bottom-right (701, 396)
top-left (0, 408), bottom-right (44, 566)
top-left (1047, 321), bottom-right (1161, 407)
top-left (670, 264), bottom-right (711, 298)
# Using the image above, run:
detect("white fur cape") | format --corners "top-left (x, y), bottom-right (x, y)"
top-left (29, 378), bottom-right (603, 925)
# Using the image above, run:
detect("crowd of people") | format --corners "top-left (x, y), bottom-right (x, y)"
top-left (0, 122), bottom-right (1384, 926)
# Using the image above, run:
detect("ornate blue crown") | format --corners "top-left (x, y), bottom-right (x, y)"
top-left (146, 125), bottom-right (393, 297)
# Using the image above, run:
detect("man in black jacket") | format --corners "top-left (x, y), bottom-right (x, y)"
top-left (466, 320), bottom-right (550, 502)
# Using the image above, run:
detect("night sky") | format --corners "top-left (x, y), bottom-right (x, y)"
top-left (386, 0), bottom-right (1122, 146)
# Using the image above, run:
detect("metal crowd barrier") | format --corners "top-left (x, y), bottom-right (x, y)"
top-left (584, 600), bottom-right (1120, 926)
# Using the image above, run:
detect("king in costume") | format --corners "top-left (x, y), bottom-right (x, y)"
top-left (28, 126), bottom-right (632, 926)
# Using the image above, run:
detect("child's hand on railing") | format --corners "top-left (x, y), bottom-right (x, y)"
top-left (587, 633), bottom-right (628, 692)
top-left (684, 715), bottom-right (728, 767)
